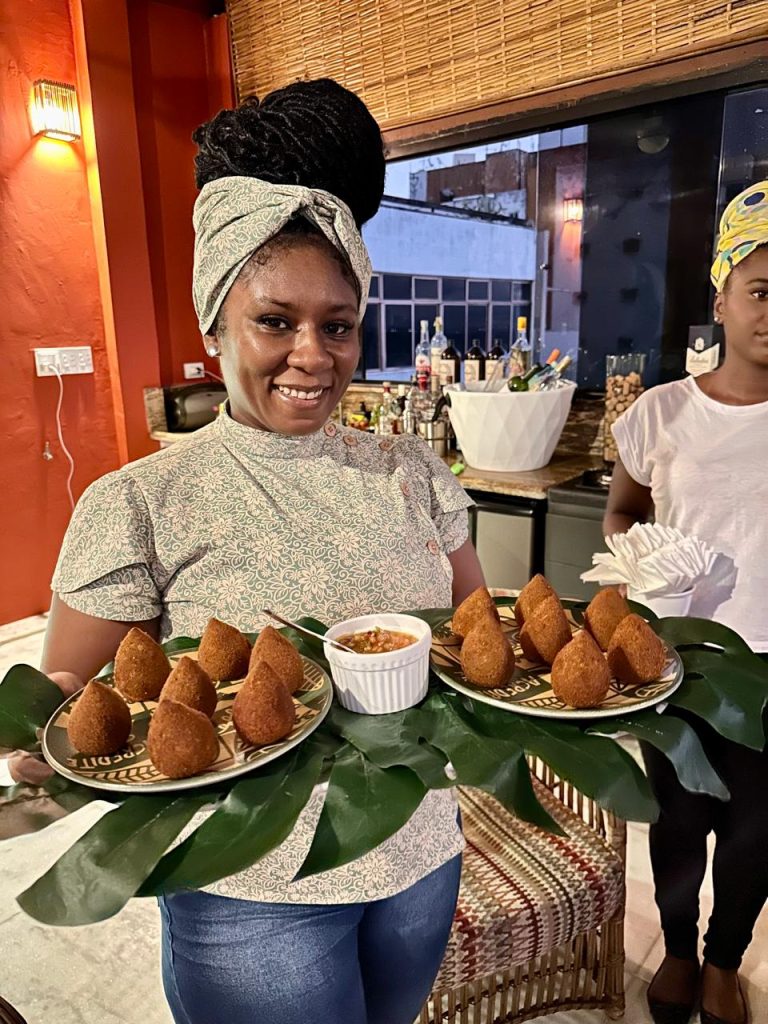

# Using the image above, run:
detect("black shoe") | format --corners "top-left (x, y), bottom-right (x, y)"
top-left (646, 957), bottom-right (699, 1024)
top-left (700, 972), bottom-right (748, 1024)
top-left (646, 997), bottom-right (695, 1024)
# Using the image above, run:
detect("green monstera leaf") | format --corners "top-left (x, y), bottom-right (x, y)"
top-left (0, 665), bottom-right (65, 751)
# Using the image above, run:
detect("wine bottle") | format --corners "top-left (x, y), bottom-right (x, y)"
top-left (486, 337), bottom-right (506, 382)
top-left (507, 363), bottom-right (543, 392)
top-left (439, 326), bottom-right (462, 387)
top-left (463, 338), bottom-right (486, 384)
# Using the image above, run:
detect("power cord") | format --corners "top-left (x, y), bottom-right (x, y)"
top-left (49, 366), bottom-right (76, 512)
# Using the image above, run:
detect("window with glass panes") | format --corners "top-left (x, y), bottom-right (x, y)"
top-left (360, 274), bottom-right (531, 375)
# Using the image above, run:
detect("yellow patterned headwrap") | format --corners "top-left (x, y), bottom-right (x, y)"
top-left (710, 180), bottom-right (768, 292)
top-left (193, 176), bottom-right (372, 335)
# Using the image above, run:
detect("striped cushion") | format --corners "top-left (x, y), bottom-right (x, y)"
top-left (434, 784), bottom-right (624, 987)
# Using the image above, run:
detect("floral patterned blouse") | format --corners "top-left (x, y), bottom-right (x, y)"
top-left (52, 410), bottom-right (473, 904)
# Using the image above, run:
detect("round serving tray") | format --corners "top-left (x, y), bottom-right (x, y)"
top-left (42, 649), bottom-right (332, 794)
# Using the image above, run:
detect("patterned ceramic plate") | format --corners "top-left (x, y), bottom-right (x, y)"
top-left (431, 604), bottom-right (683, 720)
top-left (42, 649), bottom-right (332, 794)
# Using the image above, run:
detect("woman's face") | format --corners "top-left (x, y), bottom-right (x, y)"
top-left (715, 245), bottom-right (768, 369)
top-left (211, 238), bottom-right (360, 434)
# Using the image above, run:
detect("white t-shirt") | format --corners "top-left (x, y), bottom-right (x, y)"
top-left (612, 375), bottom-right (768, 652)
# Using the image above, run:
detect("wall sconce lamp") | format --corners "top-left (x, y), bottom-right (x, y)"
top-left (563, 197), bottom-right (584, 223)
top-left (30, 80), bottom-right (81, 142)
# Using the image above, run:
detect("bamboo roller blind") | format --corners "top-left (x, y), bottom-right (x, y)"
top-left (227, 0), bottom-right (767, 131)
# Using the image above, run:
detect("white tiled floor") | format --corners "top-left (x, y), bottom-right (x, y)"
top-left (0, 619), bottom-right (766, 1023)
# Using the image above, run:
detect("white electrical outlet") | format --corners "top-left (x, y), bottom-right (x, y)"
top-left (34, 346), bottom-right (94, 376)
top-left (183, 362), bottom-right (205, 379)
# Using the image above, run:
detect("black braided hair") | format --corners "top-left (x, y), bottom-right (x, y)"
top-left (193, 78), bottom-right (385, 228)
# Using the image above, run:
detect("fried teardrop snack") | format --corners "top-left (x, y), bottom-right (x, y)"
top-left (519, 594), bottom-right (572, 665)
top-left (250, 625), bottom-right (304, 694)
top-left (147, 700), bottom-right (219, 779)
top-left (67, 679), bottom-right (131, 756)
top-left (460, 617), bottom-right (515, 689)
top-left (114, 627), bottom-right (171, 702)
top-left (514, 574), bottom-right (556, 627)
top-left (196, 618), bottom-right (251, 681)
top-left (584, 588), bottom-right (632, 651)
top-left (607, 613), bottom-right (666, 686)
top-left (551, 631), bottom-right (611, 708)
top-left (233, 660), bottom-right (297, 747)
top-left (160, 656), bottom-right (218, 718)
top-left (451, 586), bottom-right (500, 640)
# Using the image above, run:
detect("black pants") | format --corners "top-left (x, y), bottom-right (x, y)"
top-left (640, 700), bottom-right (768, 970)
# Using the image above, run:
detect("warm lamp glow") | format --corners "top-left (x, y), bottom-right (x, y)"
top-left (563, 197), bottom-right (584, 222)
top-left (30, 80), bottom-right (81, 142)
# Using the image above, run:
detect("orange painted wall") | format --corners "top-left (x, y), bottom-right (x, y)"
top-left (128, 2), bottom-right (233, 384)
top-left (0, 0), bottom-right (121, 624)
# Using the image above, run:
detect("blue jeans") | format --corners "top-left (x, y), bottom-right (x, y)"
top-left (159, 854), bottom-right (462, 1024)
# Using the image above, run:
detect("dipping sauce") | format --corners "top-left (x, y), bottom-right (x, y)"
top-left (337, 627), bottom-right (418, 655)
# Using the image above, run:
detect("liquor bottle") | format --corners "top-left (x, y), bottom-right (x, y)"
top-left (485, 337), bottom-right (507, 383)
top-left (439, 327), bottom-right (462, 387)
top-left (376, 382), bottom-right (396, 435)
top-left (429, 318), bottom-right (445, 394)
top-left (415, 320), bottom-right (431, 388)
top-left (507, 363), bottom-right (543, 392)
top-left (413, 376), bottom-right (435, 427)
top-left (508, 316), bottom-right (531, 378)
top-left (463, 338), bottom-right (486, 384)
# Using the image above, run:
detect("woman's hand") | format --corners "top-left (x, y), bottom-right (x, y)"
top-left (5, 671), bottom-right (83, 785)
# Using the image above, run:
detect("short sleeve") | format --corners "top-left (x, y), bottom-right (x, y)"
top-left (611, 395), bottom-right (653, 487)
top-left (400, 437), bottom-right (474, 553)
top-left (52, 472), bottom-right (162, 622)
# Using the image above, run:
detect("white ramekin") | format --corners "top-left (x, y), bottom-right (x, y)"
top-left (627, 587), bottom-right (694, 617)
top-left (323, 613), bottom-right (432, 715)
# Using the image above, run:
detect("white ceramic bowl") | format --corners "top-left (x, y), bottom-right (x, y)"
top-left (627, 587), bottom-right (694, 617)
top-left (447, 380), bottom-right (576, 472)
top-left (323, 613), bottom-right (432, 715)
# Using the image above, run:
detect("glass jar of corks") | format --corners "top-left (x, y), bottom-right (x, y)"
top-left (603, 353), bottom-right (646, 462)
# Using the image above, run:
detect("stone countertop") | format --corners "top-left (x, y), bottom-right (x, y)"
top-left (150, 427), bottom-right (602, 499)
top-left (444, 450), bottom-right (604, 501)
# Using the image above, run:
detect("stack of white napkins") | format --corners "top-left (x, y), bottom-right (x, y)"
top-left (581, 522), bottom-right (717, 596)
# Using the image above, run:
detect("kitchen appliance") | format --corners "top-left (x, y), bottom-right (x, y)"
top-left (164, 383), bottom-right (228, 432)
top-left (545, 475), bottom-right (609, 599)
top-left (467, 491), bottom-right (545, 591)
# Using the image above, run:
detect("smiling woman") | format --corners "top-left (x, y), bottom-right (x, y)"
top-left (215, 240), bottom-right (361, 435)
top-left (16, 77), bottom-right (487, 1024)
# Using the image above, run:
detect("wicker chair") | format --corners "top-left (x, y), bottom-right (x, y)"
top-left (420, 759), bottom-right (626, 1023)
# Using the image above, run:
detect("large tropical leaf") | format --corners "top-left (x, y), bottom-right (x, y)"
top-left (0, 665), bottom-right (65, 750)
top-left (418, 691), bottom-right (562, 833)
top-left (18, 793), bottom-right (207, 925)
top-left (652, 617), bottom-right (768, 748)
top-left (460, 696), bottom-right (659, 822)
top-left (324, 703), bottom-right (453, 789)
top-left (587, 712), bottom-right (729, 800)
top-left (295, 745), bottom-right (427, 879)
top-left (140, 736), bottom-right (330, 894)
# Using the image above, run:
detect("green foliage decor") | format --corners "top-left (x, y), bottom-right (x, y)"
top-left (0, 602), bottom-right (766, 927)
